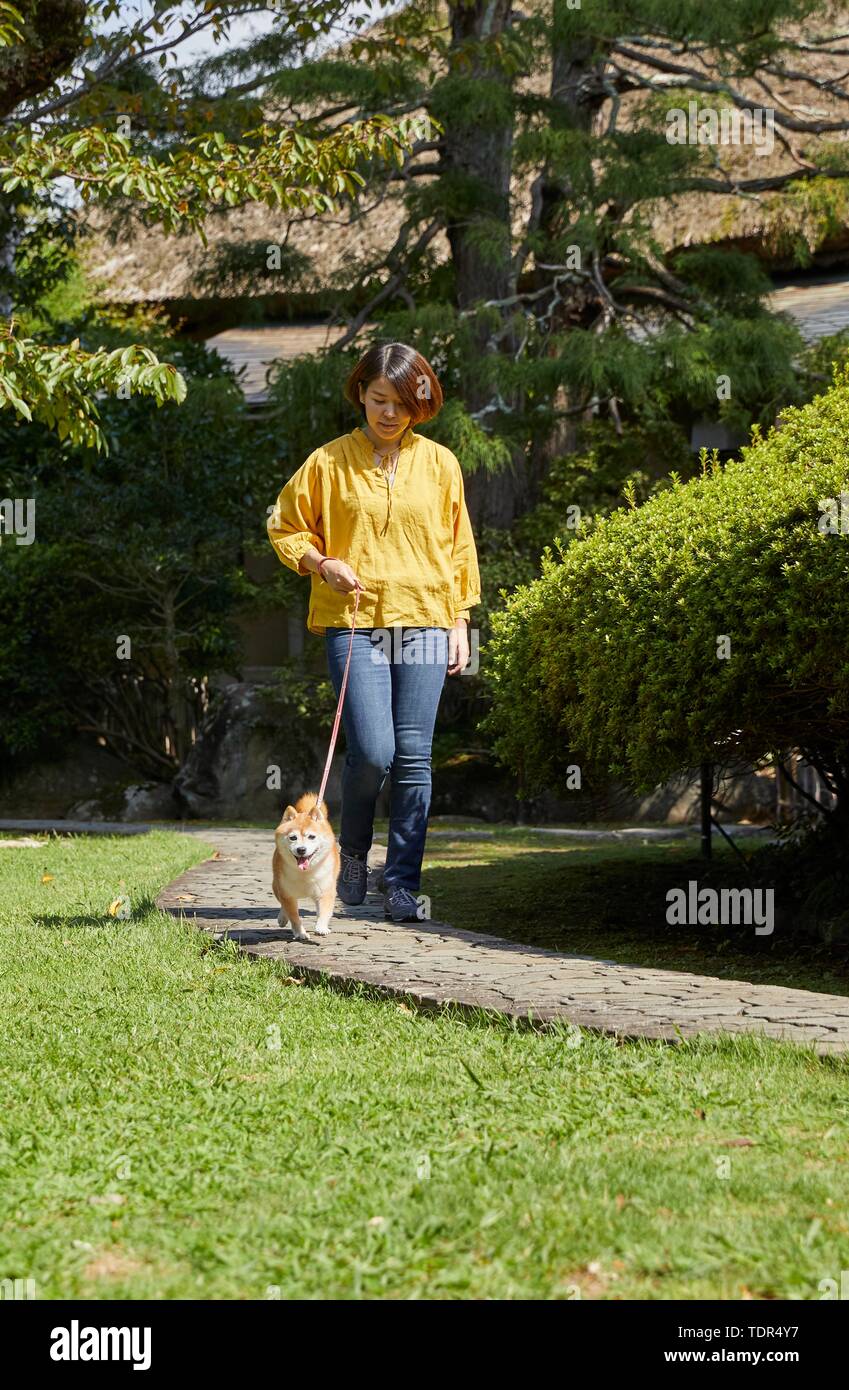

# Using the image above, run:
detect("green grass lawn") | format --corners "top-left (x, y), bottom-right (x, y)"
top-left (2, 826), bottom-right (848, 1300)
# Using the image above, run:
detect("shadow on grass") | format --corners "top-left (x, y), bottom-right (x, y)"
top-left (37, 893), bottom-right (164, 931)
top-left (424, 838), bottom-right (849, 996)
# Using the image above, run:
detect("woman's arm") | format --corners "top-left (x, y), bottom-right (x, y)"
top-left (267, 452), bottom-right (326, 574)
top-left (449, 458), bottom-right (481, 623)
top-left (297, 545), bottom-right (324, 576)
top-left (299, 543), bottom-right (365, 594)
top-left (268, 458), bottom-right (363, 591)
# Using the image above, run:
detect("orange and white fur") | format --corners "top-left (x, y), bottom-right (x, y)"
top-left (272, 793), bottom-right (341, 941)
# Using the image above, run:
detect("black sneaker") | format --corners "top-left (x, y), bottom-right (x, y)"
top-left (383, 885), bottom-right (423, 922)
top-left (337, 848), bottom-right (368, 906)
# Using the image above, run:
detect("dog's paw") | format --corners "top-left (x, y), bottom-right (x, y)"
top-left (291, 927), bottom-right (310, 941)
top-left (277, 910), bottom-right (287, 928)
top-left (313, 924), bottom-right (330, 936)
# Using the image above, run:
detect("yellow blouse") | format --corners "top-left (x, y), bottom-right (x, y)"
top-left (267, 424), bottom-right (482, 636)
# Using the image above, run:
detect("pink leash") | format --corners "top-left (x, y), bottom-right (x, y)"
top-left (316, 584), bottom-right (361, 808)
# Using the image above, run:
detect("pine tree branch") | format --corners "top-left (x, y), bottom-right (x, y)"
top-left (681, 164), bottom-right (848, 195)
top-left (609, 44), bottom-right (849, 135)
top-left (329, 216), bottom-right (443, 352)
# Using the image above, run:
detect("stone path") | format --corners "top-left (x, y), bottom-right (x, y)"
top-left (152, 826), bottom-right (849, 1055)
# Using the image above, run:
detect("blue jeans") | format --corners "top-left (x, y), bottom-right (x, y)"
top-left (324, 627), bottom-right (449, 893)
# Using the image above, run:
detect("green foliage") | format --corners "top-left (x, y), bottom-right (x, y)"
top-left (263, 346), bottom-right (360, 474)
top-left (255, 659), bottom-right (340, 783)
top-left (796, 326), bottom-right (849, 390)
top-left (514, 419), bottom-right (693, 562)
top-left (480, 365), bottom-right (849, 801)
top-left (0, 200), bottom-right (79, 322)
top-left (0, 2), bottom-right (22, 47)
top-left (0, 1), bottom-right (436, 446)
top-left (751, 816), bottom-right (849, 944)
top-left (762, 176), bottom-right (849, 267)
top-left (0, 318), bottom-right (186, 450)
top-left (0, 310), bottom-right (273, 775)
top-left (0, 116), bottom-right (436, 237)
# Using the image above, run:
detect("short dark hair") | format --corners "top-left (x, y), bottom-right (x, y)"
top-left (343, 342), bottom-right (443, 425)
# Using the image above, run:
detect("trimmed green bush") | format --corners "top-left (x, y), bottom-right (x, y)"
top-left (480, 366), bottom-right (849, 811)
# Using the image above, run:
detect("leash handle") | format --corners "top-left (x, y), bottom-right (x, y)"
top-left (316, 584), bottom-right (360, 808)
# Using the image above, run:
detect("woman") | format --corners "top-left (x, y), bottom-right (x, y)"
top-left (267, 342), bottom-right (481, 923)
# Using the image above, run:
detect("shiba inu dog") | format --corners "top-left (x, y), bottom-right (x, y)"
top-left (271, 792), bottom-right (341, 941)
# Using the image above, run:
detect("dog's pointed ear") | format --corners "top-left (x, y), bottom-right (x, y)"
top-left (280, 804), bottom-right (297, 823)
top-left (308, 805), bottom-right (324, 822)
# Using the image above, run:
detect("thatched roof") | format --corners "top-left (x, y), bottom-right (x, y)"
top-left (78, 5), bottom-right (849, 304)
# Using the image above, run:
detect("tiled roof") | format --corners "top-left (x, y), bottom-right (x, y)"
top-left (206, 322), bottom-right (375, 402)
top-left (769, 273), bottom-right (849, 342)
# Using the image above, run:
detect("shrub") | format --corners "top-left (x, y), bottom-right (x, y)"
top-left (479, 365), bottom-right (849, 818)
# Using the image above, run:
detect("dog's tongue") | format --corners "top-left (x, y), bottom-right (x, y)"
top-left (298, 857), bottom-right (311, 871)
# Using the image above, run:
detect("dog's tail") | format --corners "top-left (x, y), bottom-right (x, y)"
top-left (294, 791), bottom-right (330, 820)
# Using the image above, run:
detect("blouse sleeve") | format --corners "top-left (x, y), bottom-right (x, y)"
top-left (267, 450), bottom-right (325, 576)
top-left (449, 454), bottom-right (482, 622)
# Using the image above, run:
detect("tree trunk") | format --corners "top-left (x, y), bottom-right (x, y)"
top-left (524, 19), bottom-right (609, 503)
top-left (441, 0), bottom-right (527, 529)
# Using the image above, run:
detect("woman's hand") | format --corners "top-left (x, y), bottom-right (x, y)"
top-left (447, 619), bottom-right (470, 676)
top-left (321, 558), bottom-right (366, 595)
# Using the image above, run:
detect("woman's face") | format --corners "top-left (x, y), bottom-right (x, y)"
top-left (358, 376), bottom-right (412, 444)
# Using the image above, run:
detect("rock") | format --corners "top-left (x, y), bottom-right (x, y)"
top-left (0, 738), bottom-right (129, 819)
top-left (121, 782), bottom-right (181, 822)
top-left (173, 681), bottom-right (345, 822)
